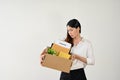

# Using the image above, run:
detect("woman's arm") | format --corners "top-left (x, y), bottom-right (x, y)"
top-left (71, 43), bottom-right (95, 65)
top-left (72, 54), bottom-right (87, 64)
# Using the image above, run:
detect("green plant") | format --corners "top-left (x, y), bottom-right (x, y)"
top-left (47, 48), bottom-right (57, 55)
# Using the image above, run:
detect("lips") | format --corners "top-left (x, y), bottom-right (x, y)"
top-left (70, 35), bottom-right (73, 37)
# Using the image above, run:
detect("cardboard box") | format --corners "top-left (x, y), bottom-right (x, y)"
top-left (42, 40), bottom-right (72, 73)
top-left (42, 54), bottom-right (72, 73)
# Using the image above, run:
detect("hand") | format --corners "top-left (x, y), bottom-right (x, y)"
top-left (71, 54), bottom-right (87, 63)
top-left (71, 54), bottom-right (76, 61)
top-left (40, 54), bottom-right (45, 66)
top-left (40, 47), bottom-right (49, 66)
top-left (71, 54), bottom-right (80, 61)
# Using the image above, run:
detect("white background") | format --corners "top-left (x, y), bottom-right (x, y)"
top-left (0, 0), bottom-right (120, 80)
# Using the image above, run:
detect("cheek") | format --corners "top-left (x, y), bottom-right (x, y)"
top-left (73, 30), bottom-right (77, 35)
top-left (73, 31), bottom-right (78, 37)
top-left (70, 32), bottom-right (75, 36)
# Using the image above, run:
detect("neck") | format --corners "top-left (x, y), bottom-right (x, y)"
top-left (74, 34), bottom-right (81, 41)
top-left (73, 35), bottom-right (82, 45)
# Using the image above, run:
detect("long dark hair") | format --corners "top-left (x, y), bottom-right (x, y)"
top-left (65, 19), bottom-right (81, 47)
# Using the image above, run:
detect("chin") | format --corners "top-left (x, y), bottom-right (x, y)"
top-left (70, 36), bottom-right (75, 38)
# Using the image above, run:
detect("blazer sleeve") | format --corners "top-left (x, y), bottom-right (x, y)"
top-left (86, 42), bottom-right (95, 65)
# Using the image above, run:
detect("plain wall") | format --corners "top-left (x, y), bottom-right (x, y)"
top-left (0, 0), bottom-right (120, 80)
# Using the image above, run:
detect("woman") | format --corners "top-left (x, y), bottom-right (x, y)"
top-left (40, 19), bottom-right (95, 80)
top-left (59, 19), bottom-right (95, 80)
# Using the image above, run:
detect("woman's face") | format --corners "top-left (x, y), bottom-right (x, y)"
top-left (67, 26), bottom-right (80, 38)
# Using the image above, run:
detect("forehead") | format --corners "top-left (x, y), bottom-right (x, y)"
top-left (67, 26), bottom-right (75, 30)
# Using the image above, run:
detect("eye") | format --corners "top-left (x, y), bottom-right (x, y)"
top-left (67, 29), bottom-right (73, 32)
top-left (67, 26), bottom-right (74, 32)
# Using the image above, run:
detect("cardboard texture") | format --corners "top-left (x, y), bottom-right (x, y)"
top-left (42, 54), bottom-right (72, 73)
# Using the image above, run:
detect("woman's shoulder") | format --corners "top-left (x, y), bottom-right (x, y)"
top-left (82, 37), bottom-right (92, 45)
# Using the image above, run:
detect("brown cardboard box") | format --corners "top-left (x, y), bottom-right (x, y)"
top-left (42, 54), bottom-right (72, 73)
top-left (42, 40), bottom-right (72, 73)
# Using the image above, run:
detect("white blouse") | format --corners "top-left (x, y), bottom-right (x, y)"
top-left (70, 38), bottom-right (95, 70)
